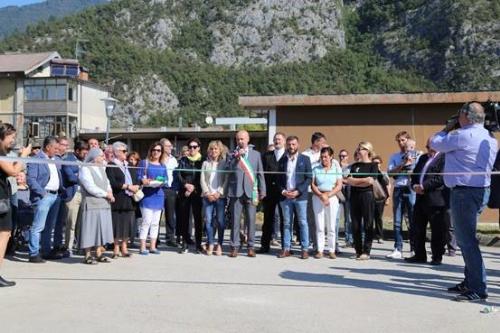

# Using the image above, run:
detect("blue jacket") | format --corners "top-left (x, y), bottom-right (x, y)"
top-left (61, 153), bottom-right (80, 202)
top-left (26, 151), bottom-right (63, 203)
top-left (278, 153), bottom-right (312, 201)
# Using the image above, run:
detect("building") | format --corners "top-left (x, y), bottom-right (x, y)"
top-left (0, 51), bottom-right (111, 144)
top-left (240, 91), bottom-right (500, 222)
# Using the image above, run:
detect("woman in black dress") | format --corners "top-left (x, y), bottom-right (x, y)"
top-left (0, 123), bottom-right (31, 287)
top-left (343, 142), bottom-right (387, 260)
top-left (106, 142), bottom-right (141, 258)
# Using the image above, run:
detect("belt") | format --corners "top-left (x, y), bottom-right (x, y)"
top-left (453, 185), bottom-right (489, 189)
top-left (46, 190), bottom-right (58, 194)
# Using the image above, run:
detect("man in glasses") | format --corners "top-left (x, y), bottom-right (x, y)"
top-left (227, 130), bottom-right (266, 257)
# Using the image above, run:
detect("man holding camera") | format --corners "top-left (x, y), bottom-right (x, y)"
top-left (430, 102), bottom-right (497, 302)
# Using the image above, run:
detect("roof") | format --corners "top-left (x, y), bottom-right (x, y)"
top-left (239, 91), bottom-right (500, 108)
top-left (0, 51), bottom-right (60, 75)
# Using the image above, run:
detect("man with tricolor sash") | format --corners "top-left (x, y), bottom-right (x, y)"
top-left (226, 130), bottom-right (266, 258)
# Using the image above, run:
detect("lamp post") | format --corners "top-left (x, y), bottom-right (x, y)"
top-left (101, 97), bottom-right (118, 146)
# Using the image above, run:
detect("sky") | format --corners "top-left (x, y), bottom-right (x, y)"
top-left (0, 0), bottom-right (45, 8)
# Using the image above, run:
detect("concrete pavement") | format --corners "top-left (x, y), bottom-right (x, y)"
top-left (0, 239), bottom-right (499, 333)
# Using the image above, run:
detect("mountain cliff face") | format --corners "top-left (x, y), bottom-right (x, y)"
top-left (0, 0), bottom-right (498, 127)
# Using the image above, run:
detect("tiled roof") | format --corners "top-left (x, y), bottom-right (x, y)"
top-left (0, 51), bottom-right (60, 74)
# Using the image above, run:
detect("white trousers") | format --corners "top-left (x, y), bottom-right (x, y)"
top-left (312, 195), bottom-right (339, 252)
top-left (139, 207), bottom-right (162, 240)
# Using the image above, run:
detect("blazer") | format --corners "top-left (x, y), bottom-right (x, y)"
top-left (411, 153), bottom-right (449, 208)
top-left (262, 150), bottom-right (286, 200)
top-left (27, 151), bottom-right (63, 203)
top-left (278, 153), bottom-right (312, 201)
top-left (106, 161), bottom-right (135, 211)
top-left (61, 153), bottom-right (80, 202)
top-left (226, 148), bottom-right (266, 198)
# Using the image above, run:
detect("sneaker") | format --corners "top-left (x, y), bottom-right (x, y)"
top-left (139, 250), bottom-right (149, 255)
top-left (29, 255), bottom-right (46, 263)
top-left (149, 249), bottom-right (161, 254)
top-left (447, 282), bottom-right (468, 294)
top-left (314, 251), bottom-right (323, 259)
top-left (386, 249), bottom-right (402, 259)
top-left (454, 291), bottom-right (488, 302)
top-left (328, 252), bottom-right (337, 259)
top-left (178, 244), bottom-right (188, 254)
top-left (357, 254), bottom-right (370, 260)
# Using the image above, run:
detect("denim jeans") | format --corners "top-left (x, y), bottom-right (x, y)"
top-left (29, 193), bottom-right (58, 256)
top-left (450, 187), bottom-right (489, 296)
top-left (280, 199), bottom-right (309, 250)
top-left (340, 199), bottom-right (353, 243)
top-left (392, 187), bottom-right (415, 251)
top-left (203, 197), bottom-right (227, 245)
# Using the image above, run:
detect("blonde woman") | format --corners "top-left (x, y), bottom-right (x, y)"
top-left (200, 140), bottom-right (228, 255)
top-left (343, 142), bottom-right (387, 260)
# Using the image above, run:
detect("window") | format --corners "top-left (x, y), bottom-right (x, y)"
top-left (31, 122), bottom-right (40, 138)
top-left (24, 79), bottom-right (68, 101)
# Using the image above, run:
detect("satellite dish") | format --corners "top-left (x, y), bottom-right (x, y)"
top-left (205, 115), bottom-right (214, 125)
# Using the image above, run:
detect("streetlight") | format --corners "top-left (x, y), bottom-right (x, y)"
top-left (101, 97), bottom-right (118, 145)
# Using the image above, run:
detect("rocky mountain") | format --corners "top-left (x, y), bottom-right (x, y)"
top-left (0, 0), bottom-right (109, 39)
top-left (0, 0), bottom-right (498, 127)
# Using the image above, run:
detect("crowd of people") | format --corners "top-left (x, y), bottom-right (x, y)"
top-left (0, 101), bottom-right (498, 303)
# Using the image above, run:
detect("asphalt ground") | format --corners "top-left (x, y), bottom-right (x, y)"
top-left (0, 236), bottom-right (499, 333)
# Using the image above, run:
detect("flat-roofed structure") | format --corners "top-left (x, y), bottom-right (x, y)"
top-left (240, 91), bottom-right (500, 222)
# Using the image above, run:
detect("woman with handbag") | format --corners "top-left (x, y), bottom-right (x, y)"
top-left (78, 148), bottom-right (115, 264)
top-left (311, 146), bottom-right (343, 259)
top-left (343, 142), bottom-right (387, 260)
top-left (136, 142), bottom-right (167, 255)
top-left (106, 142), bottom-right (140, 258)
top-left (0, 123), bottom-right (30, 287)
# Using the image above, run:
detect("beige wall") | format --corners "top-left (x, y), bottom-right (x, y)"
top-left (277, 104), bottom-right (500, 222)
top-left (79, 84), bottom-right (108, 132)
top-left (0, 78), bottom-right (15, 114)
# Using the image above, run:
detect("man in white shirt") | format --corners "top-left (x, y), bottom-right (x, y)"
top-left (161, 138), bottom-right (179, 247)
top-left (27, 136), bottom-right (63, 263)
top-left (302, 132), bottom-right (327, 252)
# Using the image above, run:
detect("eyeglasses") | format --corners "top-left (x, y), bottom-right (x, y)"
top-left (119, 149), bottom-right (127, 153)
top-left (188, 145), bottom-right (199, 149)
top-left (339, 154), bottom-right (348, 158)
top-left (151, 149), bottom-right (162, 153)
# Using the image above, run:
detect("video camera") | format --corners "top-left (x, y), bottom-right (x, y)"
top-left (444, 101), bottom-right (500, 133)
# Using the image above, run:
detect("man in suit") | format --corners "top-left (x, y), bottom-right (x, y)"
top-left (227, 130), bottom-right (266, 257)
top-left (278, 136), bottom-right (312, 259)
top-left (258, 132), bottom-right (286, 253)
top-left (405, 139), bottom-right (449, 265)
top-left (60, 141), bottom-right (89, 256)
top-left (27, 136), bottom-right (63, 263)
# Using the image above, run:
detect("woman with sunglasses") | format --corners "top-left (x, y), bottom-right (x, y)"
top-left (343, 142), bottom-right (387, 260)
top-left (177, 138), bottom-right (204, 253)
top-left (106, 142), bottom-right (140, 258)
top-left (200, 140), bottom-right (228, 255)
top-left (136, 142), bottom-right (168, 255)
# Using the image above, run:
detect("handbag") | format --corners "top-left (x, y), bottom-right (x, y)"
top-left (0, 198), bottom-right (10, 214)
top-left (133, 188), bottom-right (144, 202)
top-left (372, 179), bottom-right (387, 201)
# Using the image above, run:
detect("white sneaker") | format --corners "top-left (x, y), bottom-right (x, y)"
top-left (386, 249), bottom-right (402, 259)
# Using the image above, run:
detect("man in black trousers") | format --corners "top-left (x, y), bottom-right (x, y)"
top-left (258, 132), bottom-right (286, 253)
top-left (405, 139), bottom-right (449, 265)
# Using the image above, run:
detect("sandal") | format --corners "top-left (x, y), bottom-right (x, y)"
top-left (83, 256), bottom-right (97, 265)
top-left (96, 255), bottom-right (111, 263)
top-left (121, 252), bottom-right (132, 258)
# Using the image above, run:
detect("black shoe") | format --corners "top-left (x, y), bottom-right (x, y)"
top-left (29, 255), bottom-right (46, 263)
top-left (42, 250), bottom-right (63, 260)
top-left (177, 244), bottom-right (188, 254)
top-left (429, 260), bottom-right (442, 265)
top-left (404, 256), bottom-right (427, 263)
top-left (0, 276), bottom-right (16, 287)
top-left (186, 239), bottom-right (195, 246)
top-left (454, 291), bottom-right (488, 302)
top-left (165, 240), bottom-right (179, 248)
top-left (257, 247), bottom-right (270, 254)
top-left (447, 282), bottom-right (467, 293)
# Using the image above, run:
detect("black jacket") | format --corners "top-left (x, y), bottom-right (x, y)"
top-left (262, 150), bottom-right (285, 200)
top-left (177, 156), bottom-right (204, 196)
top-left (106, 162), bottom-right (135, 211)
top-left (411, 153), bottom-right (449, 208)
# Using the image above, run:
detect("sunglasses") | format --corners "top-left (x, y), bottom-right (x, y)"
top-left (339, 154), bottom-right (348, 158)
top-left (188, 145), bottom-right (199, 149)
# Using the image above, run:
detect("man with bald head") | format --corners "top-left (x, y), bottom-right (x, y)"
top-left (226, 130), bottom-right (266, 257)
top-left (431, 101), bottom-right (497, 302)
